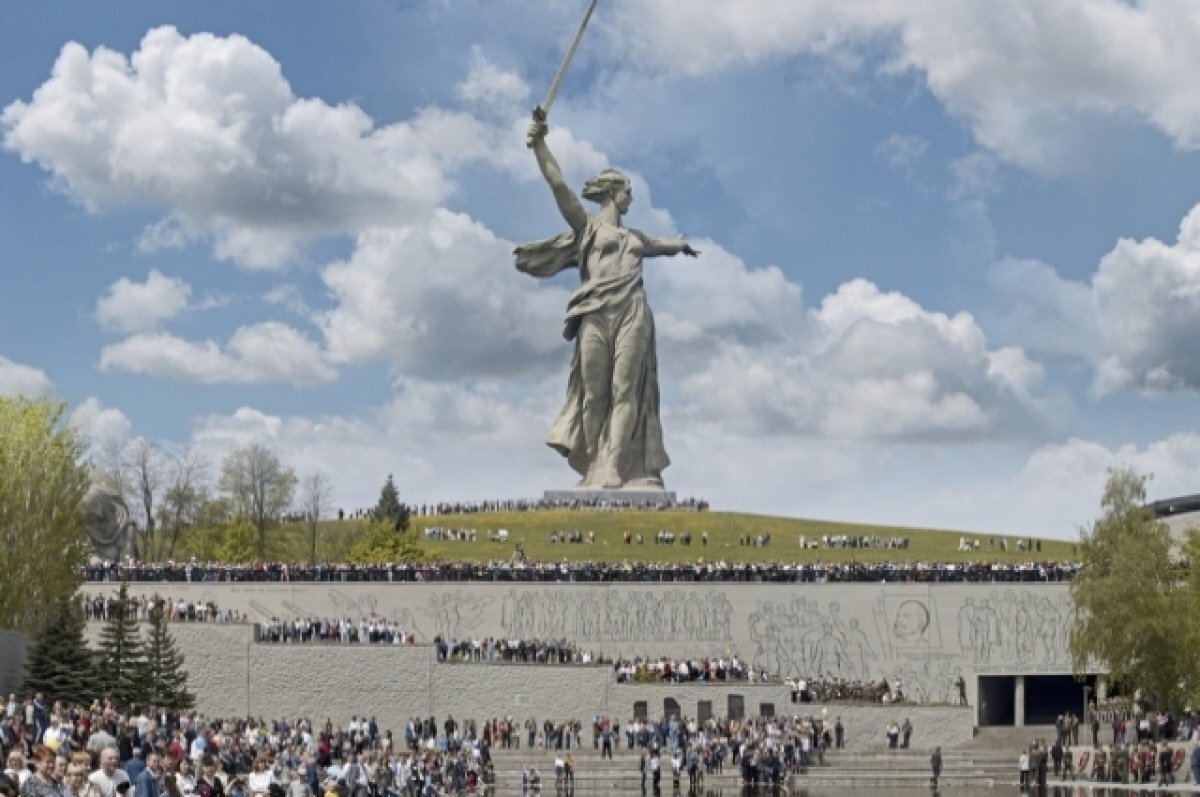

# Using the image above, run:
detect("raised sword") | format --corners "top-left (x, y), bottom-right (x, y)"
top-left (530, 0), bottom-right (598, 136)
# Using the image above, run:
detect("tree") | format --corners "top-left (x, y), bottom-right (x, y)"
top-left (1070, 467), bottom-right (1199, 709)
top-left (374, 474), bottom-right (402, 523)
top-left (218, 444), bottom-right (297, 559)
top-left (158, 449), bottom-right (209, 560)
top-left (300, 471), bottom-right (333, 564)
top-left (217, 518), bottom-right (258, 564)
top-left (347, 519), bottom-right (428, 564)
top-left (124, 438), bottom-right (166, 558)
top-left (22, 595), bottom-right (96, 705)
top-left (96, 582), bottom-right (144, 710)
top-left (140, 600), bottom-right (195, 711)
top-left (0, 396), bottom-right (90, 632)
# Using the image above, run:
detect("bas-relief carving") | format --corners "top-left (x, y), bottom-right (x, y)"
top-left (748, 599), bottom-right (878, 681)
top-left (957, 589), bottom-right (1073, 668)
top-left (424, 591), bottom-right (493, 639)
top-left (500, 588), bottom-right (732, 642)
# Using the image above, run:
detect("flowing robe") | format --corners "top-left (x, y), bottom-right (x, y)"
top-left (515, 216), bottom-right (669, 483)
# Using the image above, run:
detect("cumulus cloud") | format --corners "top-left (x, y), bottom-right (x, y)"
top-left (992, 205), bottom-right (1200, 394)
top-left (95, 269), bottom-right (192, 333)
top-left (69, 397), bottom-right (133, 449)
top-left (457, 46), bottom-right (531, 118)
top-left (606, 0), bottom-right (1200, 173)
top-left (0, 356), bottom-right (52, 396)
top-left (672, 277), bottom-right (1065, 440)
top-left (99, 322), bottom-right (335, 387)
top-left (319, 209), bottom-right (569, 380)
top-left (1, 26), bottom-right (504, 269)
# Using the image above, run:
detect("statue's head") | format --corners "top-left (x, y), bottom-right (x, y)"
top-left (582, 169), bottom-right (632, 211)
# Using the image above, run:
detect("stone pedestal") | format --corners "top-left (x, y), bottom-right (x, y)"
top-left (544, 487), bottom-right (677, 506)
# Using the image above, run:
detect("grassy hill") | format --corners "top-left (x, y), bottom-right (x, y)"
top-left (169, 510), bottom-right (1078, 564)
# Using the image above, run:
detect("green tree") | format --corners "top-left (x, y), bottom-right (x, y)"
top-left (217, 518), bottom-right (258, 563)
top-left (1070, 467), bottom-right (1198, 709)
top-left (219, 444), bottom-right (297, 559)
top-left (140, 601), bottom-right (195, 711)
top-left (96, 582), bottom-right (144, 710)
top-left (347, 519), bottom-right (428, 564)
top-left (374, 474), bottom-right (402, 523)
top-left (22, 595), bottom-right (96, 705)
top-left (0, 396), bottom-right (90, 632)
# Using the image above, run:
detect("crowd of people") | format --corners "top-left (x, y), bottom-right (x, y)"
top-left (255, 619), bottom-right (417, 646)
top-left (82, 559), bottom-right (1081, 584)
top-left (433, 638), bottom-right (592, 665)
top-left (612, 656), bottom-right (754, 684)
top-left (80, 595), bottom-right (246, 625)
top-left (787, 677), bottom-right (899, 704)
top-left (0, 686), bottom-right (869, 797)
top-left (409, 497), bottom-right (709, 515)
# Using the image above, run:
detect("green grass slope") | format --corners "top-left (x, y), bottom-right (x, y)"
top-left (170, 510), bottom-right (1077, 564)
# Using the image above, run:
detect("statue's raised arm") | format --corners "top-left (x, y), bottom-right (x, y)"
top-left (528, 119), bottom-right (587, 234)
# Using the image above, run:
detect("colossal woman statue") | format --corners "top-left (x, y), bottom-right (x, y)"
top-left (516, 119), bottom-right (698, 490)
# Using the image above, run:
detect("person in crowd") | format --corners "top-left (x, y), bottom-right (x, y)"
top-left (19, 747), bottom-right (60, 797)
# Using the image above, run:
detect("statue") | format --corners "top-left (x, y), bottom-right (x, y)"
top-left (517, 122), bottom-right (698, 489)
top-left (82, 485), bottom-right (138, 562)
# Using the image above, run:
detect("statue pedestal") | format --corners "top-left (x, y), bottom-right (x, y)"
top-left (544, 487), bottom-right (677, 507)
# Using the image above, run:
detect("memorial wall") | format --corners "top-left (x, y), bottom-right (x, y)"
top-left (83, 580), bottom-right (1078, 716)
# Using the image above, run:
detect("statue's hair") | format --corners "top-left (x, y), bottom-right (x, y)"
top-left (582, 169), bottom-right (630, 204)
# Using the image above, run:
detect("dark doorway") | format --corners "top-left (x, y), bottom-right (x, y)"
top-left (663, 698), bottom-right (680, 719)
top-left (978, 676), bottom-right (1015, 726)
top-left (697, 701), bottom-right (712, 723)
top-left (727, 695), bottom-right (745, 720)
top-left (1026, 675), bottom-right (1092, 726)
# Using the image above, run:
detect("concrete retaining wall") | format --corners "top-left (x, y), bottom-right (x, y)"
top-left (76, 622), bottom-right (971, 746)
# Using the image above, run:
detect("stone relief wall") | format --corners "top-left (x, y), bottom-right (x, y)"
top-left (81, 581), bottom-right (1079, 709)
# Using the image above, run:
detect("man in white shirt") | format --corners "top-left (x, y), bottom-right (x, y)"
top-left (89, 748), bottom-right (131, 797)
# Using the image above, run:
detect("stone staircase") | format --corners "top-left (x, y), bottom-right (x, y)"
top-left (485, 744), bottom-right (1017, 790)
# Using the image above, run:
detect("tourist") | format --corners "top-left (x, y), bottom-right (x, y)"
top-left (900, 718), bottom-right (912, 748)
top-left (20, 748), bottom-right (59, 797)
top-left (1018, 749), bottom-right (1029, 787)
top-left (930, 747), bottom-right (942, 788)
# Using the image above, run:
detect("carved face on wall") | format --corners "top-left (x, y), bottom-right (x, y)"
top-left (893, 600), bottom-right (931, 644)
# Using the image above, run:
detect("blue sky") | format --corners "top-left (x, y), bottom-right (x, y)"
top-left (3, 0), bottom-right (1200, 538)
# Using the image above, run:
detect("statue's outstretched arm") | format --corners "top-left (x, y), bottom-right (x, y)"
top-left (637, 232), bottom-right (700, 258)
top-left (528, 120), bottom-right (587, 233)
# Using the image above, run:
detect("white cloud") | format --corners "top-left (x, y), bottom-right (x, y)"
top-left (0, 356), bottom-right (52, 396)
top-left (1, 26), bottom-right (502, 269)
top-left (69, 397), bottom-right (133, 449)
top-left (95, 269), bottom-right (192, 333)
top-left (457, 46), bottom-right (531, 118)
top-left (319, 209), bottom-right (569, 379)
top-left (672, 277), bottom-right (1064, 440)
top-left (991, 205), bottom-right (1200, 394)
top-left (98, 322), bottom-right (335, 387)
top-left (606, 0), bottom-right (1200, 173)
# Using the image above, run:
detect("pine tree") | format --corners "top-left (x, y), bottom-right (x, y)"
top-left (140, 601), bottom-right (195, 711)
top-left (374, 474), bottom-right (402, 524)
top-left (22, 595), bottom-right (96, 705)
top-left (96, 582), bottom-right (144, 710)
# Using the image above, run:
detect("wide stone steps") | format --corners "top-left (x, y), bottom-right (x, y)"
top-left (483, 748), bottom-right (1015, 788)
